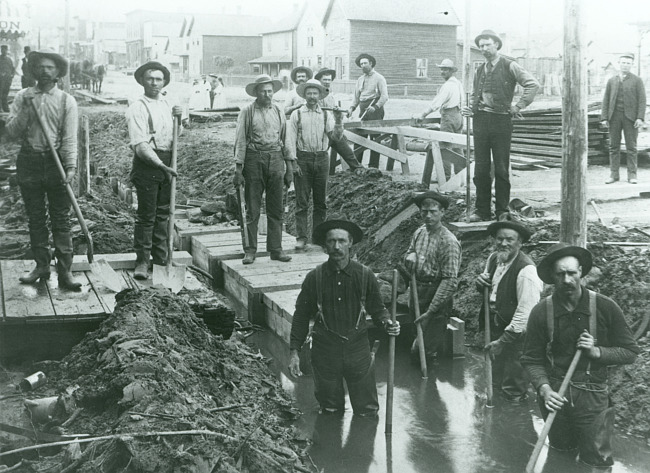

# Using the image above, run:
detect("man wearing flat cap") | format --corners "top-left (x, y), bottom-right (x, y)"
top-left (284, 66), bottom-right (313, 116)
top-left (462, 30), bottom-right (539, 222)
top-left (348, 53), bottom-right (389, 168)
top-left (127, 61), bottom-right (183, 279)
top-left (289, 218), bottom-right (400, 416)
top-left (521, 243), bottom-right (639, 467)
top-left (601, 52), bottom-right (646, 185)
top-left (404, 191), bottom-right (461, 360)
top-left (4, 49), bottom-right (82, 290)
top-left (0, 44), bottom-right (15, 112)
top-left (475, 220), bottom-right (542, 401)
top-left (286, 79), bottom-right (344, 251)
top-left (233, 74), bottom-right (293, 264)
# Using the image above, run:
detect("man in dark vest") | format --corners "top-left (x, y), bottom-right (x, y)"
top-left (475, 220), bottom-right (542, 401)
top-left (21, 46), bottom-right (36, 89)
top-left (462, 30), bottom-right (539, 222)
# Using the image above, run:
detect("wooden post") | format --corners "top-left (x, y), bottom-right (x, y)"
top-left (561, 0), bottom-right (588, 247)
top-left (78, 115), bottom-right (90, 196)
top-left (463, 0), bottom-right (472, 222)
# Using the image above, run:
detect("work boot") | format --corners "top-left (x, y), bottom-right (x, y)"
top-left (19, 248), bottom-right (51, 284)
top-left (270, 251), bottom-right (292, 262)
top-left (242, 252), bottom-right (256, 265)
top-left (134, 261), bottom-right (149, 280)
top-left (56, 254), bottom-right (82, 291)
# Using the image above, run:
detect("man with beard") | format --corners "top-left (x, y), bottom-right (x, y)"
top-left (284, 66), bottom-right (312, 116)
top-left (0, 44), bottom-right (15, 112)
top-left (522, 244), bottom-right (639, 467)
top-left (404, 191), bottom-right (461, 360)
top-left (289, 218), bottom-right (400, 416)
top-left (126, 61), bottom-right (183, 279)
top-left (475, 220), bottom-right (543, 401)
top-left (4, 49), bottom-right (81, 289)
top-left (286, 79), bottom-right (343, 250)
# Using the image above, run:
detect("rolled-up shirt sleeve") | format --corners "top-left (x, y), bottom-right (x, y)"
top-left (233, 106), bottom-right (250, 165)
top-left (290, 271), bottom-right (317, 351)
top-left (510, 61), bottom-right (540, 110)
top-left (126, 102), bottom-right (152, 149)
top-left (376, 75), bottom-right (389, 109)
top-left (506, 265), bottom-right (543, 334)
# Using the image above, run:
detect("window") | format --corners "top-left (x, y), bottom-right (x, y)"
top-left (307, 36), bottom-right (314, 47)
top-left (253, 65), bottom-right (260, 73)
top-left (308, 58), bottom-right (311, 67)
top-left (416, 58), bottom-right (428, 78)
top-left (317, 55), bottom-right (322, 67)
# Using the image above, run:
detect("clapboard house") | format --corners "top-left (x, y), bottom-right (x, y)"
top-left (321, 0), bottom-right (460, 95)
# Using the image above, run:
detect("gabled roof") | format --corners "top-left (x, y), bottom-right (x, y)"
top-left (262, 4), bottom-right (306, 34)
top-left (322, 0), bottom-right (460, 27)
top-left (181, 14), bottom-right (268, 38)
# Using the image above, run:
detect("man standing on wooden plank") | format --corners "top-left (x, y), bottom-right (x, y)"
top-left (289, 219), bottom-right (400, 416)
top-left (475, 221), bottom-right (542, 402)
top-left (0, 44), bottom-right (15, 112)
top-left (461, 30), bottom-right (539, 222)
top-left (521, 244), bottom-right (639, 468)
top-left (4, 49), bottom-right (81, 289)
top-left (601, 52), bottom-right (646, 185)
top-left (286, 79), bottom-right (344, 251)
top-left (404, 192), bottom-right (461, 360)
top-left (126, 61), bottom-right (183, 279)
top-left (284, 66), bottom-right (312, 116)
top-left (315, 67), bottom-right (363, 174)
top-left (233, 74), bottom-right (293, 264)
top-left (347, 53), bottom-right (389, 168)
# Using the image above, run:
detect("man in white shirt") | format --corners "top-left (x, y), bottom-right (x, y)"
top-left (284, 66), bottom-right (312, 116)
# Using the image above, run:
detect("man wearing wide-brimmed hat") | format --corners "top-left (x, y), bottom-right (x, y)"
top-left (233, 74), bottom-right (293, 264)
top-left (126, 61), bottom-right (183, 279)
top-left (404, 191), bottom-right (461, 360)
top-left (348, 53), bottom-right (389, 168)
top-left (475, 220), bottom-right (542, 402)
top-left (284, 66), bottom-right (313, 116)
top-left (0, 44), bottom-right (15, 112)
top-left (289, 218), bottom-right (400, 416)
top-left (286, 79), bottom-right (344, 251)
top-left (521, 243), bottom-right (639, 467)
top-left (461, 30), bottom-right (539, 222)
top-left (4, 49), bottom-right (82, 289)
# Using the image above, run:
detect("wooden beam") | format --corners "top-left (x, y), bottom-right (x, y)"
top-left (397, 133), bottom-right (410, 174)
top-left (344, 118), bottom-right (438, 129)
top-left (395, 126), bottom-right (473, 147)
top-left (343, 131), bottom-right (408, 164)
top-left (431, 142), bottom-right (447, 187)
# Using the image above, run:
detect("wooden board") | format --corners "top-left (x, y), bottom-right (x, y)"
top-left (447, 220), bottom-right (491, 232)
top-left (343, 131), bottom-right (409, 164)
top-left (221, 253), bottom-right (327, 285)
top-left (174, 220), bottom-right (238, 252)
top-left (396, 126), bottom-right (472, 147)
top-left (85, 268), bottom-right (118, 314)
top-left (47, 270), bottom-right (106, 321)
top-left (71, 252), bottom-right (193, 271)
top-left (1, 260), bottom-right (56, 321)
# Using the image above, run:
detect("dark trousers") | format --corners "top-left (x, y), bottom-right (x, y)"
top-left (353, 102), bottom-right (385, 168)
top-left (311, 328), bottom-right (379, 415)
top-left (294, 150), bottom-right (329, 243)
top-left (131, 151), bottom-right (171, 265)
top-left (490, 324), bottom-right (529, 399)
top-left (473, 111), bottom-right (513, 218)
top-left (0, 77), bottom-right (11, 112)
top-left (329, 136), bottom-right (361, 174)
top-left (608, 110), bottom-right (638, 180)
top-left (409, 282), bottom-right (451, 357)
top-left (441, 107), bottom-right (465, 178)
top-left (539, 378), bottom-right (614, 467)
top-left (242, 149), bottom-right (285, 254)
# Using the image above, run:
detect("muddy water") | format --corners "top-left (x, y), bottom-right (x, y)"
top-left (249, 331), bottom-right (650, 473)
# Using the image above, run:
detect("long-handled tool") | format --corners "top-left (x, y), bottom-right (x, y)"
top-left (29, 99), bottom-right (123, 292)
top-left (484, 287), bottom-right (494, 407)
top-left (238, 185), bottom-right (249, 248)
top-left (410, 273), bottom-right (428, 379)
top-left (153, 115), bottom-right (185, 293)
top-left (465, 91), bottom-right (472, 223)
top-left (525, 349), bottom-right (583, 473)
top-left (359, 96), bottom-right (379, 121)
top-left (385, 269), bottom-right (399, 434)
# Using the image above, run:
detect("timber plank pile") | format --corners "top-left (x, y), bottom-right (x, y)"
top-left (512, 102), bottom-right (609, 166)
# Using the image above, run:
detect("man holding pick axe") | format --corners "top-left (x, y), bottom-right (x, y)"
top-left (404, 191), bottom-right (461, 361)
top-left (521, 244), bottom-right (638, 468)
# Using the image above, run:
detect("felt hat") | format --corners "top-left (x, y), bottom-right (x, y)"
top-left (312, 219), bottom-right (364, 247)
top-left (436, 58), bottom-right (457, 71)
top-left (536, 243), bottom-right (593, 284)
top-left (290, 66), bottom-right (313, 84)
top-left (296, 79), bottom-right (328, 99)
top-left (134, 61), bottom-right (171, 87)
top-left (314, 67), bottom-right (336, 81)
top-left (487, 220), bottom-right (533, 243)
top-left (474, 29), bottom-right (503, 50)
top-left (245, 74), bottom-right (283, 97)
top-left (355, 53), bottom-right (376, 68)
top-left (620, 52), bottom-right (635, 60)
top-left (413, 191), bottom-right (449, 210)
top-left (28, 49), bottom-right (69, 78)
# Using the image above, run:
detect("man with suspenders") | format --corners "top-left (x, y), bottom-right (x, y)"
top-left (126, 61), bottom-right (182, 279)
top-left (289, 219), bottom-right (400, 416)
top-left (521, 243), bottom-right (639, 467)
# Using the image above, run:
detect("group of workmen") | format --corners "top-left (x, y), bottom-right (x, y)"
top-left (0, 28), bottom-right (642, 469)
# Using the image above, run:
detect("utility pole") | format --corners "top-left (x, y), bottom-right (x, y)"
top-left (63, 0), bottom-right (70, 92)
top-left (463, 0), bottom-right (472, 221)
top-left (560, 0), bottom-right (587, 247)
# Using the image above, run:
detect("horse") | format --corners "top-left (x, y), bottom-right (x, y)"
top-left (92, 64), bottom-right (105, 94)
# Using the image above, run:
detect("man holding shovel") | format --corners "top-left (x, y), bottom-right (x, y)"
top-left (126, 61), bottom-right (182, 279)
top-left (521, 244), bottom-right (638, 468)
top-left (4, 49), bottom-right (81, 290)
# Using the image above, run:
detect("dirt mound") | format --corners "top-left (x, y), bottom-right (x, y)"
top-left (8, 288), bottom-right (313, 473)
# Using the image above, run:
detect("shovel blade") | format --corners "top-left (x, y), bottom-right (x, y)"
top-left (89, 259), bottom-right (124, 292)
top-left (152, 263), bottom-right (186, 294)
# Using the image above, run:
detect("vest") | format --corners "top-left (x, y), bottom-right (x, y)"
top-left (473, 57), bottom-right (516, 114)
top-left (486, 251), bottom-right (535, 325)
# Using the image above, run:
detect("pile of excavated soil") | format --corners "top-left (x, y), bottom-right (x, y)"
top-left (5, 288), bottom-right (314, 473)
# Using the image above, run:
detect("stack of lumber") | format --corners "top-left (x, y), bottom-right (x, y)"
top-left (511, 102), bottom-right (609, 166)
top-left (0, 158), bottom-right (16, 179)
top-left (189, 107), bottom-right (240, 123)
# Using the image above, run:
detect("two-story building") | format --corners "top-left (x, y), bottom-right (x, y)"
top-left (125, 10), bottom-right (184, 67)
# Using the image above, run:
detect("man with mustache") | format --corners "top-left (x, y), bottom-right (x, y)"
top-left (126, 61), bottom-right (183, 279)
top-left (289, 218), bottom-right (400, 416)
top-left (284, 66), bottom-right (312, 116)
top-left (4, 49), bottom-right (81, 289)
top-left (522, 244), bottom-right (639, 467)
top-left (404, 191), bottom-right (461, 360)
top-left (475, 220), bottom-right (542, 401)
